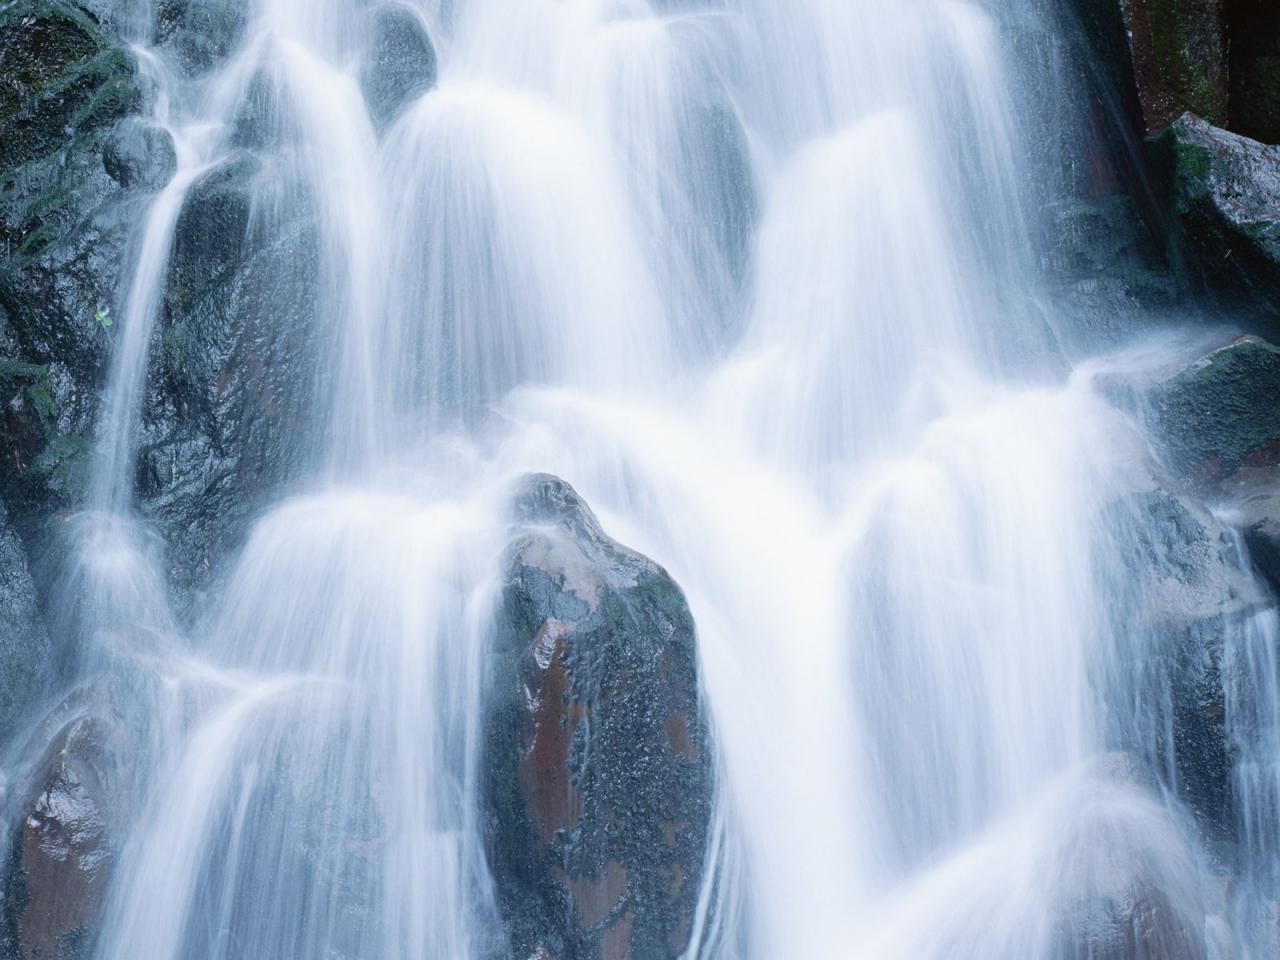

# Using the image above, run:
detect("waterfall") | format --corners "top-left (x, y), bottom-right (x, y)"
top-left (27, 0), bottom-right (1278, 957)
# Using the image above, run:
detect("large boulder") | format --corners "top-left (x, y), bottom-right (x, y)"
top-left (484, 475), bottom-right (712, 960)
top-left (132, 154), bottom-right (323, 607)
top-left (1154, 114), bottom-right (1280, 318)
top-left (0, 692), bottom-right (123, 960)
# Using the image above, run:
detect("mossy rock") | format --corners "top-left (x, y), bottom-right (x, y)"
top-left (0, 0), bottom-right (146, 535)
top-left (1153, 113), bottom-right (1280, 319)
top-left (1107, 335), bottom-right (1280, 490)
top-left (1121, 0), bottom-right (1228, 134)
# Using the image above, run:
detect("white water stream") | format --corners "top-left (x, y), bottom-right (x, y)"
top-left (34, 0), bottom-right (1280, 957)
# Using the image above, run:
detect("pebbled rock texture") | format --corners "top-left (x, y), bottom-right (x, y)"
top-left (484, 474), bottom-right (712, 960)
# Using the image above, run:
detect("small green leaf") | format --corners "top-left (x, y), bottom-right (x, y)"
top-left (95, 307), bottom-right (113, 328)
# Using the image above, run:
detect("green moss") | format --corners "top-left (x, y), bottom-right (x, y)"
top-left (1151, 338), bottom-right (1280, 484)
top-left (0, 1), bottom-right (101, 124)
top-left (30, 433), bottom-right (93, 496)
top-left (1170, 136), bottom-right (1215, 206)
top-left (0, 359), bottom-right (93, 500)
top-left (0, 4), bottom-right (136, 170)
top-left (1146, 0), bottom-right (1228, 124)
top-left (1177, 141), bottom-right (1212, 179)
top-left (0, 359), bottom-right (48, 381)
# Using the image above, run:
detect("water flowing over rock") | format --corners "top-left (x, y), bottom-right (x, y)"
top-left (361, 6), bottom-right (437, 132)
top-left (136, 155), bottom-right (323, 601)
top-left (152, 0), bottom-right (246, 75)
top-left (3, 0), bottom-right (1280, 956)
top-left (485, 474), bottom-right (711, 960)
top-left (1240, 496), bottom-right (1280, 593)
top-left (1103, 483), bottom-right (1269, 840)
top-left (1105, 335), bottom-right (1280, 492)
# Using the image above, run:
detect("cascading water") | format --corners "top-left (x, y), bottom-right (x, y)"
top-left (19, 0), bottom-right (1280, 957)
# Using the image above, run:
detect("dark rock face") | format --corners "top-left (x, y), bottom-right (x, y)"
top-left (135, 156), bottom-right (324, 604)
top-left (0, 0), bottom-right (321, 610)
top-left (1119, 0), bottom-right (1228, 134)
top-left (1240, 496), bottom-right (1280, 594)
top-left (1155, 114), bottom-right (1280, 318)
top-left (361, 5), bottom-right (437, 132)
top-left (1103, 484), bottom-right (1269, 841)
top-left (1106, 335), bottom-right (1280, 492)
top-left (0, 503), bottom-right (54, 743)
top-left (485, 475), bottom-right (711, 960)
top-left (1057, 884), bottom-right (1207, 960)
top-left (102, 119), bottom-right (176, 192)
top-left (0, 0), bottom-right (145, 527)
top-left (152, 0), bottom-right (247, 75)
top-left (1041, 194), bottom-right (1182, 346)
top-left (1226, 0), bottom-right (1280, 145)
top-left (0, 704), bottom-right (121, 960)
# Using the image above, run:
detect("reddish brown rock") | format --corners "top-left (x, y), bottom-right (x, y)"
top-left (1, 705), bottom-right (121, 960)
top-left (483, 474), bottom-right (711, 960)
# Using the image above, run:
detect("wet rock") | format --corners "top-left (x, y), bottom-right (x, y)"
top-left (0, 502), bottom-right (54, 743)
top-left (1154, 114), bottom-right (1280, 317)
top-left (153, 0), bottom-right (247, 76)
top-left (137, 155), bottom-right (323, 606)
top-left (1119, 0), bottom-right (1228, 135)
top-left (0, 1), bottom-right (143, 524)
top-left (1231, 489), bottom-right (1280, 594)
top-left (361, 5), bottom-right (437, 132)
top-left (1243, 513), bottom-right (1280, 594)
top-left (1105, 335), bottom-right (1280, 493)
top-left (0, 704), bottom-right (121, 960)
top-left (1041, 195), bottom-right (1182, 346)
top-left (1103, 482), bottom-right (1269, 840)
top-left (1057, 887), bottom-right (1207, 959)
top-left (1052, 756), bottom-right (1210, 959)
top-left (485, 475), bottom-right (711, 960)
top-left (102, 119), bottom-right (176, 191)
